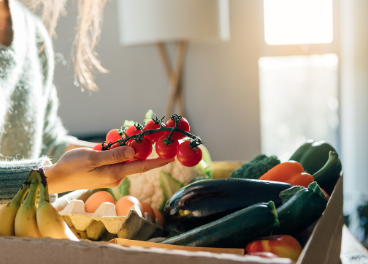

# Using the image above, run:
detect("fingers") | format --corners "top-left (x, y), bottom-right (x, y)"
top-left (117, 157), bottom-right (175, 176)
top-left (92, 146), bottom-right (136, 167)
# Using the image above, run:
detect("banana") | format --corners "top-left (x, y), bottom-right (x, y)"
top-left (36, 169), bottom-right (79, 241)
top-left (14, 171), bottom-right (41, 238)
top-left (0, 183), bottom-right (30, 236)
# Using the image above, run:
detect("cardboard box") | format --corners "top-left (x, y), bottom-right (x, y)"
top-left (0, 177), bottom-right (343, 264)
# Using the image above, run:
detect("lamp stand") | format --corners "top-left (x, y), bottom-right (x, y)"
top-left (157, 41), bottom-right (187, 120)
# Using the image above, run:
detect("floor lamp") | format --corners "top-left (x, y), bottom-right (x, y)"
top-left (117, 0), bottom-right (230, 120)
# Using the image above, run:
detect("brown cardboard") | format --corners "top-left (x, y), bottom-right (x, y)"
top-left (54, 189), bottom-right (166, 241)
top-left (61, 205), bottom-right (159, 240)
top-left (110, 238), bottom-right (245, 255)
top-left (0, 236), bottom-right (295, 264)
top-left (0, 177), bottom-right (343, 264)
top-left (297, 176), bottom-right (343, 264)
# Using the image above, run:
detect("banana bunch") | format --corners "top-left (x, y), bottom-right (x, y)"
top-left (0, 168), bottom-right (78, 241)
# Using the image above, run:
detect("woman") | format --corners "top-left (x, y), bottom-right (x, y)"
top-left (0, 0), bottom-right (174, 202)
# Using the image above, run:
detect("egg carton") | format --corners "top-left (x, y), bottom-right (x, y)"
top-left (58, 198), bottom-right (166, 241)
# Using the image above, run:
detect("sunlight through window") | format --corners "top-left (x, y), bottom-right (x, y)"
top-left (263, 0), bottom-right (333, 45)
top-left (259, 54), bottom-right (339, 159)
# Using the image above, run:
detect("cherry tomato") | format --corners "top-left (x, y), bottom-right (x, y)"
top-left (165, 117), bottom-right (190, 140)
top-left (109, 143), bottom-right (121, 149)
top-left (155, 135), bottom-right (179, 159)
top-left (176, 141), bottom-right (202, 167)
top-left (144, 120), bottom-right (164, 143)
top-left (130, 138), bottom-right (153, 160)
top-left (125, 125), bottom-right (142, 137)
top-left (106, 129), bottom-right (121, 144)
top-left (93, 143), bottom-right (103, 151)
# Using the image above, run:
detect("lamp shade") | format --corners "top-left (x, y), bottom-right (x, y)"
top-left (117, 0), bottom-right (230, 46)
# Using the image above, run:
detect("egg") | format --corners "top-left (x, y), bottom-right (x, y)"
top-left (153, 209), bottom-right (165, 228)
top-left (140, 201), bottom-right (155, 223)
top-left (115, 195), bottom-right (143, 216)
top-left (84, 191), bottom-right (115, 214)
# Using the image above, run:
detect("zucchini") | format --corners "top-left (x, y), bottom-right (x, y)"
top-left (160, 201), bottom-right (279, 248)
top-left (163, 178), bottom-right (292, 233)
top-left (275, 181), bottom-right (328, 235)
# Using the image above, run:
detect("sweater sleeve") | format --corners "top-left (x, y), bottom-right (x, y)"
top-left (0, 157), bottom-right (51, 205)
top-left (33, 18), bottom-right (77, 163)
top-left (41, 85), bottom-right (77, 163)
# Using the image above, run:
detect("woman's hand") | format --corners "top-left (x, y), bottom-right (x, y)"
top-left (44, 146), bottom-right (174, 194)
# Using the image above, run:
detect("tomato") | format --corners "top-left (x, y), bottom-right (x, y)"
top-left (130, 138), bottom-right (153, 160)
top-left (144, 120), bottom-right (164, 143)
top-left (155, 135), bottom-right (179, 159)
top-left (106, 129), bottom-right (121, 144)
top-left (125, 125), bottom-right (142, 137)
top-left (109, 143), bottom-right (121, 149)
top-left (123, 125), bottom-right (142, 146)
top-left (165, 117), bottom-right (190, 140)
top-left (92, 143), bottom-right (104, 151)
top-left (176, 141), bottom-right (202, 167)
top-left (245, 235), bottom-right (303, 262)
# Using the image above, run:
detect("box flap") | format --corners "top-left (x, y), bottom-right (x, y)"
top-left (0, 236), bottom-right (294, 264)
top-left (297, 176), bottom-right (343, 264)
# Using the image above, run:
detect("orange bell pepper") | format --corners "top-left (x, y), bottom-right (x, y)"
top-left (258, 161), bottom-right (329, 199)
top-left (258, 161), bottom-right (314, 188)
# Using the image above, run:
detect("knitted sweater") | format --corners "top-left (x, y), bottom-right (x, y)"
top-left (0, 0), bottom-right (75, 203)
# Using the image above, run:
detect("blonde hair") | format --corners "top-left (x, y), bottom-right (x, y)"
top-left (23, 0), bottom-right (108, 91)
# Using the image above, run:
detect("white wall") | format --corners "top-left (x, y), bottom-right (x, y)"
top-left (340, 0), bottom-right (368, 198)
top-left (53, 0), bottom-right (263, 162)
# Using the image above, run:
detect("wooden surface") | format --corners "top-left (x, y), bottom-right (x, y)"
top-left (341, 225), bottom-right (368, 263)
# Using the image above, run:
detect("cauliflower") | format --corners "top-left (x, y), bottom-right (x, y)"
top-left (107, 145), bottom-right (212, 211)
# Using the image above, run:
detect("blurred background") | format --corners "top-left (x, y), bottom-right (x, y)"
top-left (52, 0), bottom-right (368, 245)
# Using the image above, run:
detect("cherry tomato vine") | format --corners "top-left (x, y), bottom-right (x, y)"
top-left (94, 114), bottom-right (203, 167)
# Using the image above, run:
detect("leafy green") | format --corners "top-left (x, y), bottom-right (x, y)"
top-left (144, 109), bottom-right (154, 124)
top-left (159, 171), bottom-right (184, 212)
top-left (230, 154), bottom-right (280, 179)
top-left (123, 120), bottom-right (135, 127)
top-left (194, 144), bottom-right (212, 179)
top-left (107, 177), bottom-right (130, 201)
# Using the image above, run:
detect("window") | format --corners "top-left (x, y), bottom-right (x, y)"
top-left (259, 54), bottom-right (339, 159)
top-left (260, 0), bottom-right (338, 159)
top-left (264, 0), bottom-right (333, 45)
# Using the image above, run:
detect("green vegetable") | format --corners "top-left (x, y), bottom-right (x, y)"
top-left (163, 178), bottom-right (292, 233)
top-left (160, 201), bottom-right (279, 248)
top-left (194, 144), bottom-right (212, 179)
top-left (312, 151), bottom-right (342, 195)
top-left (289, 140), bottom-right (342, 195)
top-left (159, 171), bottom-right (183, 212)
top-left (289, 140), bottom-right (337, 175)
top-left (275, 181), bottom-right (328, 236)
top-left (107, 177), bottom-right (130, 201)
top-left (230, 154), bottom-right (280, 179)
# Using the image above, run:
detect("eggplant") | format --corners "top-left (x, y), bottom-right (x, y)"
top-left (163, 178), bottom-right (292, 233)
